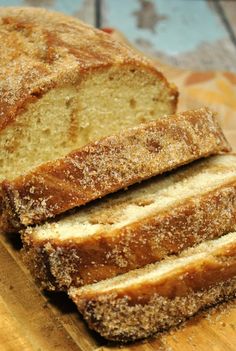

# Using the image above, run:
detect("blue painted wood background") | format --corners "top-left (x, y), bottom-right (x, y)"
top-left (0, 0), bottom-right (235, 71)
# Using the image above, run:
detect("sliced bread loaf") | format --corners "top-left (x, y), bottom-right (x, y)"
top-left (2, 108), bottom-right (230, 231)
top-left (22, 154), bottom-right (236, 290)
top-left (70, 232), bottom-right (236, 342)
top-left (0, 7), bottom-right (177, 184)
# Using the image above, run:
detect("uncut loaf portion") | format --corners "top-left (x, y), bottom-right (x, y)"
top-left (0, 7), bottom-right (177, 230)
top-left (22, 154), bottom-right (236, 291)
top-left (70, 232), bottom-right (236, 342)
top-left (2, 108), bottom-right (230, 231)
top-left (0, 6), bottom-right (177, 183)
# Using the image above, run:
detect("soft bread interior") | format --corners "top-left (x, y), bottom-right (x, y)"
top-left (70, 231), bottom-right (236, 295)
top-left (31, 154), bottom-right (236, 241)
top-left (0, 66), bottom-right (174, 181)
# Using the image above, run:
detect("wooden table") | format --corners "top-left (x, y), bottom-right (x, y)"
top-left (0, 1), bottom-right (236, 350)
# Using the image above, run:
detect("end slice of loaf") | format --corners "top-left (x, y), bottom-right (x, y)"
top-left (22, 154), bottom-right (236, 290)
top-left (0, 6), bottom-right (177, 184)
top-left (69, 232), bottom-right (236, 342)
top-left (2, 108), bottom-right (230, 231)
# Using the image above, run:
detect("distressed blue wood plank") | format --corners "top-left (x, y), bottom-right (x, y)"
top-left (101, 0), bottom-right (229, 55)
top-left (0, 0), bottom-right (96, 25)
top-left (219, 0), bottom-right (236, 40)
top-left (100, 0), bottom-right (236, 71)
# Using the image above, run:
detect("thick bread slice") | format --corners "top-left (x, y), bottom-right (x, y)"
top-left (0, 7), bottom-right (177, 184)
top-left (22, 154), bottom-right (236, 290)
top-left (2, 108), bottom-right (230, 231)
top-left (69, 232), bottom-right (236, 342)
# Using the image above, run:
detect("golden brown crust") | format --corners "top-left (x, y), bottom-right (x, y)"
top-left (21, 179), bottom-right (236, 290)
top-left (69, 241), bottom-right (236, 342)
top-left (2, 108), bottom-right (230, 232)
top-left (0, 6), bottom-right (177, 132)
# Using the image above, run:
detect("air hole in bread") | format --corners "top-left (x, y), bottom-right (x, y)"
top-left (149, 110), bottom-right (154, 116)
top-left (31, 91), bottom-right (43, 99)
top-left (60, 141), bottom-right (67, 148)
top-left (139, 116), bottom-right (146, 123)
top-left (129, 98), bottom-right (136, 109)
top-left (66, 97), bottom-right (73, 108)
top-left (89, 218), bottom-right (115, 225)
top-left (133, 199), bottom-right (154, 207)
top-left (43, 129), bottom-right (51, 136)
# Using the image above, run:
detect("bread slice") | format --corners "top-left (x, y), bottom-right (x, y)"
top-left (2, 108), bottom-right (230, 231)
top-left (69, 232), bottom-right (236, 342)
top-left (22, 154), bottom-right (236, 290)
top-left (0, 7), bottom-right (177, 185)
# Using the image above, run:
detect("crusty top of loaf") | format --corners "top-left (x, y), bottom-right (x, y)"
top-left (0, 7), bottom-right (175, 131)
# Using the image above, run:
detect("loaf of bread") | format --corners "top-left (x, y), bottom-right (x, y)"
top-left (1, 6), bottom-right (234, 345)
top-left (0, 7), bottom-right (177, 186)
top-left (70, 232), bottom-right (236, 342)
top-left (2, 108), bottom-right (230, 231)
top-left (22, 154), bottom-right (236, 290)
